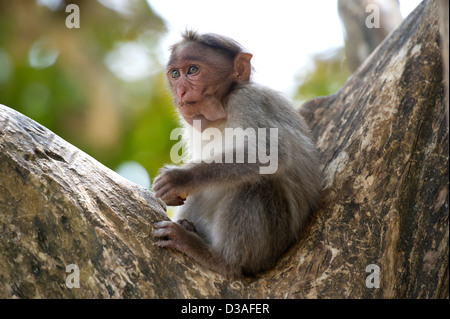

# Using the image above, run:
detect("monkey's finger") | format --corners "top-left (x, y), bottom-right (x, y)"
top-left (161, 193), bottom-right (185, 206)
top-left (154, 187), bottom-right (167, 199)
top-left (153, 221), bottom-right (184, 238)
top-left (159, 166), bottom-right (169, 173)
top-left (176, 197), bottom-right (186, 205)
top-left (152, 177), bottom-right (164, 192)
top-left (165, 196), bottom-right (185, 206)
top-left (153, 172), bottom-right (169, 189)
top-left (154, 221), bottom-right (173, 229)
top-left (154, 183), bottom-right (172, 198)
top-left (153, 228), bottom-right (173, 238)
top-left (154, 239), bottom-right (177, 250)
top-left (158, 188), bottom-right (182, 205)
top-left (153, 171), bottom-right (169, 189)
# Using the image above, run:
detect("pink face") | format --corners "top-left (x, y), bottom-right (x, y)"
top-left (166, 43), bottom-right (233, 131)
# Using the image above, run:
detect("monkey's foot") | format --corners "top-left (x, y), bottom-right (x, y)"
top-left (177, 219), bottom-right (198, 233)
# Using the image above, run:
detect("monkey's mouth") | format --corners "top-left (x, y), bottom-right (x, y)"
top-left (179, 100), bottom-right (198, 107)
top-left (180, 111), bottom-right (203, 119)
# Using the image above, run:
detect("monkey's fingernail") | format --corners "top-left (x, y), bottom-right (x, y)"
top-left (154, 222), bottom-right (163, 228)
top-left (154, 240), bottom-right (163, 246)
top-left (179, 193), bottom-right (187, 200)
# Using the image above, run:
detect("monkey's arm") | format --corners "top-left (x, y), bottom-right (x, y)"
top-left (153, 159), bottom-right (267, 205)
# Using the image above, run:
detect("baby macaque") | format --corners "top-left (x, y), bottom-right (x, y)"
top-left (153, 30), bottom-right (322, 277)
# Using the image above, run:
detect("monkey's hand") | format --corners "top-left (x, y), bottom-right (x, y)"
top-left (153, 166), bottom-right (189, 206)
top-left (153, 221), bottom-right (205, 254)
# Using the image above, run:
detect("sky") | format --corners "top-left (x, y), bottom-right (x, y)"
top-left (147, 0), bottom-right (422, 97)
top-left (34, 0), bottom-right (423, 97)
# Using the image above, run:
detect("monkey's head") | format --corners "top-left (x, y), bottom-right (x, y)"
top-left (167, 30), bottom-right (253, 131)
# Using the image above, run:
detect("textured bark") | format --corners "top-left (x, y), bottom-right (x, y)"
top-left (300, 0), bottom-right (448, 298)
top-left (0, 0), bottom-right (448, 298)
top-left (438, 0), bottom-right (449, 126)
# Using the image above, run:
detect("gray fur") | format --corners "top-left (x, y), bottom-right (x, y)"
top-left (171, 83), bottom-right (322, 276)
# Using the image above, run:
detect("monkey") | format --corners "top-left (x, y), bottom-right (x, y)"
top-left (152, 30), bottom-right (322, 277)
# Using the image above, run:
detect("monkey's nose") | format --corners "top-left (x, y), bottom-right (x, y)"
top-left (177, 92), bottom-right (185, 102)
top-left (177, 84), bottom-right (187, 99)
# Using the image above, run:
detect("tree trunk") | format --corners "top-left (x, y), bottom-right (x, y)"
top-left (0, 0), bottom-right (448, 298)
top-left (338, 0), bottom-right (403, 72)
top-left (437, 0), bottom-right (449, 126)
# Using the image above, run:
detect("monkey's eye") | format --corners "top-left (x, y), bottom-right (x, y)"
top-left (171, 70), bottom-right (181, 78)
top-left (187, 66), bottom-right (199, 75)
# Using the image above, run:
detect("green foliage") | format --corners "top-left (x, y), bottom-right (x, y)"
top-left (0, 0), bottom-right (178, 187)
top-left (294, 48), bottom-right (350, 105)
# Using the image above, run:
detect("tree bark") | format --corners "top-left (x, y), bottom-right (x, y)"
top-left (437, 0), bottom-right (449, 127)
top-left (0, 0), bottom-right (448, 298)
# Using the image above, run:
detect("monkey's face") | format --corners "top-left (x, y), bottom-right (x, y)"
top-left (166, 43), bottom-right (234, 131)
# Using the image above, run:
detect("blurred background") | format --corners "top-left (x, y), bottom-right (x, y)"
top-left (0, 0), bottom-right (420, 190)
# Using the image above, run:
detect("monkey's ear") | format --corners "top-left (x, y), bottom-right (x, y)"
top-left (233, 52), bottom-right (253, 83)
